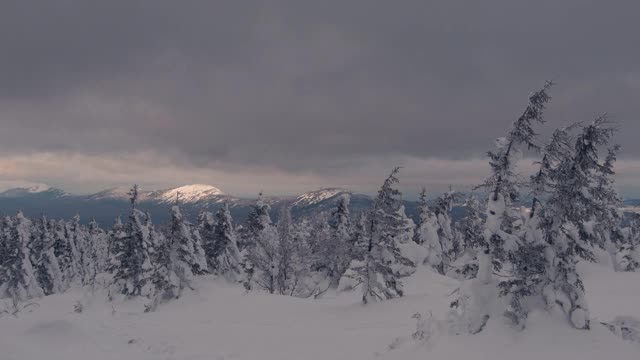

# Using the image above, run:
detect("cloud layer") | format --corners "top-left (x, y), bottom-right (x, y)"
top-left (1, 1), bottom-right (639, 195)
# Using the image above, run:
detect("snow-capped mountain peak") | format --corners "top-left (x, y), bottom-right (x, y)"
top-left (24, 184), bottom-right (51, 193)
top-left (0, 184), bottom-right (69, 199)
top-left (156, 184), bottom-right (225, 204)
top-left (293, 188), bottom-right (350, 207)
top-left (87, 187), bottom-right (146, 201)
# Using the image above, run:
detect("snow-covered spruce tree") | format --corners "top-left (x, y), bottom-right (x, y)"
top-left (106, 216), bottom-right (126, 274)
top-left (434, 189), bottom-right (461, 262)
top-left (290, 219), bottom-right (317, 296)
top-left (415, 187), bottom-right (459, 275)
top-left (51, 218), bottom-right (76, 287)
top-left (475, 82), bottom-right (552, 285)
top-left (0, 212), bottom-right (43, 300)
top-left (595, 205), bottom-right (625, 271)
top-left (87, 218), bottom-right (109, 279)
top-left (147, 219), bottom-right (180, 309)
top-left (109, 185), bottom-right (156, 298)
top-left (350, 212), bottom-right (370, 262)
top-left (198, 210), bottom-right (217, 270)
top-left (30, 215), bottom-right (64, 295)
top-left (617, 213), bottom-right (640, 272)
top-left (451, 195), bottom-right (485, 280)
top-left (211, 203), bottom-right (243, 282)
top-left (499, 197), bottom-right (548, 327)
top-left (65, 214), bottom-right (88, 285)
top-left (307, 211), bottom-right (331, 258)
top-left (395, 205), bottom-right (416, 246)
top-left (325, 195), bottom-right (353, 288)
top-left (449, 82), bottom-right (552, 333)
top-left (275, 206), bottom-right (298, 295)
top-left (529, 118), bottom-right (620, 329)
top-left (357, 167), bottom-right (416, 304)
top-left (415, 188), bottom-right (445, 273)
top-left (164, 205), bottom-right (208, 292)
top-left (244, 193), bottom-right (280, 293)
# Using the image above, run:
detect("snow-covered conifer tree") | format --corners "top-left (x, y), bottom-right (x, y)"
top-left (326, 195), bottom-right (352, 288)
top-left (245, 193), bottom-right (280, 293)
top-left (449, 83), bottom-right (553, 333)
top-left (617, 213), bottom-right (640, 272)
top-left (164, 206), bottom-right (207, 292)
top-left (30, 215), bottom-right (64, 295)
top-left (211, 203), bottom-right (243, 282)
top-left (415, 188), bottom-right (444, 273)
top-left (65, 214), bottom-right (87, 284)
top-left (350, 213), bottom-right (369, 262)
top-left (148, 221), bottom-right (180, 306)
top-left (450, 195), bottom-right (484, 279)
top-left (275, 206), bottom-right (297, 294)
top-left (88, 218), bottom-right (109, 278)
top-left (52, 219), bottom-right (75, 287)
top-left (357, 167), bottom-right (415, 304)
top-left (198, 210), bottom-right (217, 270)
top-left (433, 189), bottom-right (461, 262)
top-left (530, 118), bottom-right (620, 329)
top-left (475, 82), bottom-right (553, 285)
top-left (0, 213), bottom-right (43, 300)
top-left (109, 185), bottom-right (156, 298)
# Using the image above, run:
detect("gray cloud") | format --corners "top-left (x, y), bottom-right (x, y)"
top-left (1, 1), bottom-right (639, 194)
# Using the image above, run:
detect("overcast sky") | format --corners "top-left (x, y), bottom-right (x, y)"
top-left (1, 1), bottom-right (639, 198)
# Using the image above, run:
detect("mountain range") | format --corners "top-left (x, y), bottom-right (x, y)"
top-left (2, 184), bottom-right (637, 228)
top-left (0, 184), bottom-right (384, 227)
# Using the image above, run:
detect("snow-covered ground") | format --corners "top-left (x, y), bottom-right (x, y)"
top-left (2, 263), bottom-right (639, 360)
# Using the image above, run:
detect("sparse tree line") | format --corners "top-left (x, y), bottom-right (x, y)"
top-left (1, 83), bottom-right (639, 332)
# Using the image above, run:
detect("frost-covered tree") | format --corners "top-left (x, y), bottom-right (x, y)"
top-left (475, 82), bottom-right (553, 285)
top-left (350, 213), bottom-right (370, 262)
top-left (325, 195), bottom-right (352, 288)
top-left (211, 203), bottom-right (243, 282)
top-left (415, 187), bottom-right (458, 275)
top-left (290, 219), bottom-right (317, 296)
top-left (499, 199), bottom-right (548, 327)
top-left (275, 206), bottom-right (298, 295)
top-left (0, 213), bottom-right (43, 300)
top-left (416, 188), bottom-right (444, 273)
top-left (451, 196), bottom-right (484, 280)
top-left (165, 205), bottom-right (208, 292)
top-left (617, 213), bottom-right (640, 272)
top-left (88, 218), bottom-right (109, 278)
top-left (356, 167), bottom-right (416, 304)
top-left (433, 189), bottom-right (461, 261)
top-left (147, 222), bottom-right (180, 308)
top-left (530, 118), bottom-right (620, 329)
top-left (244, 194), bottom-right (280, 293)
top-left (596, 207), bottom-right (626, 271)
top-left (51, 218), bottom-right (76, 286)
top-left (449, 83), bottom-right (553, 333)
top-left (198, 210), bottom-right (217, 270)
top-left (30, 215), bottom-right (64, 295)
top-left (109, 185), bottom-right (156, 298)
top-left (106, 216), bottom-right (126, 274)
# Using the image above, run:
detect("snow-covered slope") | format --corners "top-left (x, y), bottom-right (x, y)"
top-left (2, 263), bottom-right (638, 360)
top-left (0, 185), bottom-right (66, 198)
top-left (86, 187), bottom-right (149, 201)
top-left (292, 188), bottom-right (350, 207)
top-left (87, 184), bottom-right (226, 204)
top-left (152, 184), bottom-right (225, 204)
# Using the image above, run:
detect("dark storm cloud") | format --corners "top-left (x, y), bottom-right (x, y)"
top-left (1, 0), bottom-right (639, 190)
